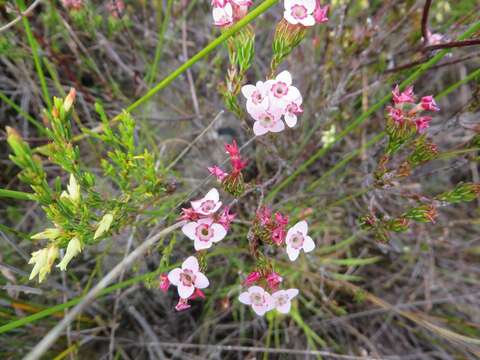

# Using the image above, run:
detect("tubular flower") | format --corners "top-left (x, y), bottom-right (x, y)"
top-left (57, 237), bottom-right (83, 271)
top-left (29, 245), bottom-right (59, 283)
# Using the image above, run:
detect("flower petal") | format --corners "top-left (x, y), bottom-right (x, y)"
top-left (194, 271), bottom-right (210, 289)
top-left (293, 220), bottom-right (308, 235)
top-left (303, 0), bottom-right (316, 12)
top-left (182, 222), bottom-right (197, 240)
top-left (270, 119), bottom-right (286, 133)
top-left (182, 256), bottom-right (199, 272)
top-left (276, 71), bottom-right (292, 86)
top-left (286, 288), bottom-right (299, 299)
top-left (252, 304), bottom-right (268, 316)
top-left (241, 84), bottom-right (256, 98)
top-left (239, 291), bottom-right (251, 305)
top-left (194, 238), bottom-right (212, 251)
top-left (284, 113), bottom-right (297, 128)
top-left (286, 246), bottom-right (300, 261)
top-left (204, 188), bottom-right (220, 202)
top-left (167, 268), bottom-right (182, 286)
top-left (300, 15), bottom-right (315, 27)
top-left (178, 283), bottom-right (195, 299)
top-left (253, 121), bottom-right (269, 136)
top-left (211, 223), bottom-right (227, 242)
top-left (303, 235), bottom-right (315, 253)
top-left (276, 301), bottom-right (291, 314)
top-left (283, 10), bottom-right (299, 25)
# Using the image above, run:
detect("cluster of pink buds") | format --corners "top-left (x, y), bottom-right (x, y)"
top-left (211, 0), bottom-right (253, 27)
top-left (253, 206), bottom-right (289, 245)
top-left (242, 70), bottom-right (303, 136)
top-left (61, 0), bottom-right (83, 10)
top-left (283, 0), bottom-right (329, 26)
top-left (208, 139), bottom-right (247, 197)
top-left (387, 85), bottom-right (440, 133)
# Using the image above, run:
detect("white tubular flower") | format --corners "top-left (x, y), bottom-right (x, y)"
top-left (31, 227), bottom-right (61, 241)
top-left (29, 245), bottom-right (59, 283)
top-left (94, 213), bottom-right (114, 240)
top-left (57, 237), bottom-right (83, 271)
top-left (61, 174), bottom-right (81, 205)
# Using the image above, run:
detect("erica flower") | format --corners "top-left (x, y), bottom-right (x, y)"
top-left (420, 96), bottom-right (440, 112)
top-left (57, 237), bottom-right (83, 271)
top-left (218, 206), bottom-right (236, 230)
top-left (313, 2), bottom-right (328, 23)
top-left (266, 271), bottom-right (283, 291)
top-left (159, 274), bottom-right (170, 293)
top-left (175, 298), bottom-right (191, 311)
top-left (241, 81), bottom-right (270, 116)
top-left (28, 245), bottom-right (59, 283)
top-left (61, 174), bottom-right (81, 205)
top-left (190, 188), bottom-right (222, 216)
top-left (251, 108), bottom-right (285, 136)
top-left (208, 166), bottom-right (228, 182)
top-left (284, 99), bottom-right (303, 128)
top-left (285, 220), bottom-right (315, 261)
top-left (272, 288), bottom-right (299, 314)
top-left (168, 256), bottom-right (209, 299)
top-left (387, 106), bottom-right (404, 123)
top-left (392, 85), bottom-right (415, 105)
top-left (239, 286), bottom-right (274, 316)
top-left (182, 218), bottom-right (227, 251)
top-left (179, 207), bottom-right (200, 222)
top-left (415, 116), bottom-right (433, 133)
top-left (243, 271), bottom-right (261, 286)
top-left (283, 0), bottom-right (316, 27)
top-left (212, 2), bottom-right (234, 27)
top-left (265, 71), bottom-right (302, 110)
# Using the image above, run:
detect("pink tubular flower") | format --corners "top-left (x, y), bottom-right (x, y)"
top-left (239, 286), bottom-right (274, 316)
top-left (271, 226), bottom-right (287, 245)
top-left (313, 2), bottom-right (328, 23)
top-left (266, 272), bottom-right (283, 291)
top-left (179, 207), bottom-right (200, 222)
top-left (243, 271), bottom-right (261, 286)
top-left (212, 2), bottom-right (234, 27)
top-left (285, 220), bottom-right (315, 261)
top-left (272, 288), bottom-right (299, 314)
top-left (251, 108), bottom-right (285, 136)
top-left (218, 206), bottom-right (236, 230)
top-left (242, 81), bottom-right (270, 117)
top-left (392, 85), bottom-right (415, 105)
top-left (257, 206), bottom-right (272, 226)
top-left (182, 218), bottom-right (227, 251)
top-left (159, 274), bottom-right (170, 293)
top-left (175, 298), bottom-right (191, 311)
top-left (274, 212), bottom-right (289, 226)
top-left (387, 106), bottom-right (404, 123)
top-left (283, 0), bottom-right (316, 27)
top-left (420, 96), bottom-right (440, 112)
top-left (190, 188), bottom-right (222, 216)
top-left (415, 116), bottom-right (433, 133)
top-left (168, 256), bottom-right (209, 299)
top-left (208, 166), bottom-right (228, 182)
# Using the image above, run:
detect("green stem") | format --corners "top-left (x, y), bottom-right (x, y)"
top-left (16, 0), bottom-right (52, 110)
top-left (266, 20), bottom-right (480, 202)
top-left (0, 188), bottom-right (34, 201)
top-left (0, 91), bottom-right (45, 134)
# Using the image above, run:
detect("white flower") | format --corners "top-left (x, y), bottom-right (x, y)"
top-left (284, 98), bottom-right (303, 128)
top-left (168, 256), bottom-right (209, 299)
top-left (61, 174), bottom-right (81, 205)
top-left (94, 213), bottom-right (114, 240)
top-left (250, 108), bottom-right (285, 136)
top-left (57, 237), bottom-right (83, 271)
top-left (239, 286), bottom-right (274, 316)
top-left (212, 2), bottom-right (233, 27)
top-left (241, 81), bottom-right (270, 116)
top-left (182, 218), bottom-right (227, 251)
top-left (285, 220), bottom-right (315, 261)
top-left (190, 188), bottom-right (222, 216)
top-left (272, 288), bottom-right (299, 314)
top-left (283, 0), bottom-right (316, 27)
top-left (29, 246), bottom-right (59, 283)
top-left (265, 71), bottom-right (302, 112)
top-left (31, 227), bottom-right (61, 241)
top-left (321, 125), bottom-right (336, 148)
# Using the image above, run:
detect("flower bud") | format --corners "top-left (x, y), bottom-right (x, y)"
top-left (31, 227), bottom-right (61, 241)
top-left (57, 237), bottom-right (83, 271)
top-left (94, 213), bottom-right (114, 240)
top-left (63, 88), bottom-right (76, 113)
top-left (271, 19), bottom-right (307, 75)
top-left (29, 245), bottom-right (59, 282)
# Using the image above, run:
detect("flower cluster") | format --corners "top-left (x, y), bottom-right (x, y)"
top-left (160, 188), bottom-right (235, 310)
top-left (242, 70), bottom-right (303, 136)
top-left (208, 139), bottom-right (248, 197)
top-left (211, 0), bottom-right (253, 27)
top-left (387, 85), bottom-right (440, 134)
top-left (283, 0), bottom-right (329, 27)
top-left (239, 286), bottom-right (299, 316)
top-left (253, 206), bottom-right (289, 245)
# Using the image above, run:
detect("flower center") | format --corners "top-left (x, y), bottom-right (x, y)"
top-left (252, 90), bottom-right (263, 105)
top-left (275, 294), bottom-right (288, 306)
top-left (196, 224), bottom-right (214, 242)
top-left (259, 113), bottom-right (275, 128)
top-left (180, 269), bottom-right (196, 286)
top-left (271, 82), bottom-right (288, 98)
top-left (291, 5), bottom-right (307, 19)
top-left (250, 292), bottom-right (265, 306)
top-left (201, 200), bottom-right (215, 213)
top-left (290, 232), bottom-right (304, 249)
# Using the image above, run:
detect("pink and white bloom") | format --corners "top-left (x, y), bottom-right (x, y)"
top-left (190, 188), bottom-right (222, 216)
top-left (182, 218), bottom-right (227, 251)
top-left (168, 256), bottom-right (209, 299)
top-left (284, 99), bottom-right (303, 128)
top-left (265, 71), bottom-right (302, 110)
top-left (212, 2), bottom-right (234, 27)
top-left (283, 0), bottom-right (316, 27)
top-left (285, 220), bottom-right (315, 261)
top-left (250, 108), bottom-right (285, 136)
top-left (272, 288), bottom-right (299, 313)
top-left (239, 286), bottom-right (274, 316)
top-left (241, 81), bottom-right (270, 116)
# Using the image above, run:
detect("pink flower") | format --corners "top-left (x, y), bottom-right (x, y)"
top-left (284, 99), bottom-right (303, 128)
top-left (225, 139), bottom-right (240, 158)
top-left (175, 298), bottom-right (191, 311)
top-left (179, 207), bottom-right (200, 222)
top-left (271, 226), bottom-right (287, 245)
top-left (420, 96), bottom-right (440, 112)
top-left (265, 71), bottom-right (302, 110)
top-left (285, 220), bottom-right (315, 261)
top-left (190, 188), bottom-right (222, 216)
top-left (189, 288), bottom-right (206, 300)
top-left (225, 139), bottom-right (248, 173)
top-left (62, 0), bottom-right (83, 10)
top-left (283, 0), bottom-right (316, 27)
top-left (266, 272), bottom-right (283, 291)
top-left (243, 271), bottom-right (261, 286)
top-left (392, 85), bottom-right (415, 104)
top-left (257, 207), bottom-right (272, 226)
top-left (274, 212), bottom-right (289, 226)
top-left (415, 116), bottom-right (432, 133)
top-left (211, 0), bottom-right (229, 6)
top-left (208, 165), bottom-right (228, 182)
top-left (251, 108), bottom-right (285, 136)
top-left (272, 288), bottom-right (299, 314)
top-left (242, 81), bottom-right (270, 116)
top-left (218, 206), bottom-right (236, 230)
top-left (230, 0), bottom-right (252, 5)
top-left (182, 218), bottom-right (227, 251)
top-left (313, 2), bottom-right (328, 23)
top-left (212, 2), bottom-right (234, 27)
top-left (168, 256), bottom-right (209, 299)
top-left (159, 274), bottom-right (170, 293)
top-left (239, 286), bottom-right (274, 316)
top-left (387, 106), bottom-right (404, 123)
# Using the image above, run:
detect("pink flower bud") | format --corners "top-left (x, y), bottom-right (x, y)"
top-left (218, 206), bottom-right (236, 230)
top-left (179, 207), bottom-right (200, 222)
top-left (387, 106), bottom-right (404, 123)
top-left (243, 271), bottom-right (261, 286)
top-left (274, 212), bottom-right (289, 226)
top-left (392, 85), bottom-right (415, 104)
top-left (159, 274), bottom-right (170, 293)
top-left (256, 207), bottom-right (272, 226)
top-left (420, 96), bottom-right (440, 112)
top-left (189, 288), bottom-right (206, 300)
top-left (266, 272), bottom-right (283, 291)
top-left (175, 298), bottom-right (191, 311)
top-left (313, 3), bottom-right (329, 24)
top-left (415, 116), bottom-right (432, 133)
top-left (271, 226), bottom-right (286, 245)
top-left (208, 165), bottom-right (228, 182)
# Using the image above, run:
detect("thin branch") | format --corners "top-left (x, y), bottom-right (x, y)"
top-left (0, 0), bottom-right (42, 33)
top-left (425, 38), bottom-right (480, 51)
top-left (23, 221), bottom-right (185, 360)
top-left (421, 0), bottom-right (433, 45)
